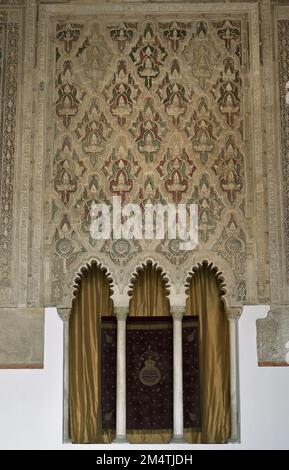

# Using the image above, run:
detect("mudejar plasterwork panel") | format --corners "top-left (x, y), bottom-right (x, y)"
top-left (0, 1), bottom-right (287, 367)
top-left (42, 7), bottom-right (256, 308)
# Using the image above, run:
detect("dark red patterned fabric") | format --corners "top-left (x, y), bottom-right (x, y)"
top-left (183, 316), bottom-right (201, 430)
top-left (126, 317), bottom-right (173, 430)
top-left (101, 317), bottom-right (117, 429)
top-left (101, 316), bottom-right (201, 431)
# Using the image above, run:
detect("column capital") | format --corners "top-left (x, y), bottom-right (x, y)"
top-left (57, 307), bottom-right (72, 322)
top-left (115, 307), bottom-right (128, 321)
top-left (225, 306), bottom-right (243, 322)
top-left (171, 306), bottom-right (184, 321)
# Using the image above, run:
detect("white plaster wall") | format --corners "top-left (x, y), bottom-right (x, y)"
top-left (0, 306), bottom-right (288, 450)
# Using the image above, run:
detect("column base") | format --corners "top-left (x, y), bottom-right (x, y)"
top-left (170, 435), bottom-right (186, 444)
top-left (113, 435), bottom-right (130, 444)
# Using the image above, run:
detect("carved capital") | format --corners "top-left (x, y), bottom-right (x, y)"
top-left (171, 307), bottom-right (184, 321)
top-left (57, 307), bottom-right (72, 322)
top-left (115, 307), bottom-right (128, 322)
top-left (225, 307), bottom-right (242, 321)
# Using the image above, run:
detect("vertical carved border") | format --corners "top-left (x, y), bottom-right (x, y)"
top-left (260, 0), bottom-right (285, 305)
top-left (0, 5), bottom-right (21, 305)
top-left (28, 0), bottom-right (46, 306)
top-left (247, 2), bottom-right (270, 303)
top-left (276, 8), bottom-right (289, 289)
top-left (18, 0), bottom-right (37, 306)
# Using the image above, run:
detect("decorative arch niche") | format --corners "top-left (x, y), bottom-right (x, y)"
top-left (59, 261), bottom-right (115, 443)
top-left (128, 260), bottom-right (170, 317)
top-left (185, 260), bottom-right (228, 308)
top-left (185, 261), bottom-right (231, 443)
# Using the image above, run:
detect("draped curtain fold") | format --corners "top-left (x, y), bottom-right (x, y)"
top-left (185, 265), bottom-right (231, 444)
top-left (129, 263), bottom-right (169, 317)
top-left (69, 261), bottom-right (230, 445)
top-left (69, 264), bottom-right (114, 444)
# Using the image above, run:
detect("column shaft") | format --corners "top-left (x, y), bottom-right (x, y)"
top-left (171, 309), bottom-right (185, 442)
top-left (226, 307), bottom-right (242, 443)
top-left (114, 308), bottom-right (128, 443)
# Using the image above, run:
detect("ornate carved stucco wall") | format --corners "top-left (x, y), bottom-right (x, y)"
top-left (0, 0), bottom-right (44, 367)
top-left (41, 1), bottom-right (268, 311)
top-left (256, 2), bottom-right (289, 366)
top-left (0, 0), bottom-right (288, 367)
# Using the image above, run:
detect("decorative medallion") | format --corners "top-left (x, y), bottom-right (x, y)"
top-left (56, 22), bottom-right (82, 54)
top-left (108, 22), bottom-right (137, 53)
top-left (157, 135), bottom-right (196, 203)
top-left (103, 60), bottom-right (141, 127)
top-left (54, 136), bottom-right (86, 206)
top-left (139, 351), bottom-right (162, 387)
top-left (212, 135), bottom-right (244, 203)
top-left (130, 22), bottom-right (168, 90)
top-left (183, 21), bottom-right (220, 90)
top-left (160, 20), bottom-right (190, 53)
top-left (129, 97), bottom-right (167, 163)
top-left (188, 173), bottom-right (225, 243)
top-left (214, 212), bottom-right (246, 276)
top-left (55, 60), bottom-right (86, 129)
top-left (213, 19), bottom-right (241, 61)
top-left (76, 23), bottom-right (114, 91)
top-left (75, 97), bottom-right (113, 167)
top-left (157, 59), bottom-right (190, 127)
top-left (185, 96), bottom-right (222, 166)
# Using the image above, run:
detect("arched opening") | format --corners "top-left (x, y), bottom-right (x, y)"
top-left (127, 261), bottom-right (172, 443)
top-left (69, 262), bottom-right (114, 444)
top-left (129, 261), bottom-right (170, 317)
top-left (185, 262), bottom-right (231, 444)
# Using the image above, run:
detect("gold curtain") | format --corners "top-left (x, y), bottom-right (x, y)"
top-left (129, 263), bottom-right (169, 317)
top-left (128, 262), bottom-right (171, 443)
top-left (69, 264), bottom-right (114, 444)
top-left (185, 265), bottom-right (231, 444)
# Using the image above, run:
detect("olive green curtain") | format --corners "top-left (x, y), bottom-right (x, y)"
top-left (185, 265), bottom-right (231, 444)
top-left (128, 262), bottom-right (171, 443)
top-left (129, 263), bottom-right (169, 317)
top-left (69, 261), bottom-right (230, 444)
top-left (69, 264), bottom-right (114, 444)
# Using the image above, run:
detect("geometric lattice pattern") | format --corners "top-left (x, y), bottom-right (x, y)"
top-left (50, 16), bottom-right (249, 303)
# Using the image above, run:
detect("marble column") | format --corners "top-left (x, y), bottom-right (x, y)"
top-left (113, 307), bottom-right (129, 443)
top-left (226, 306), bottom-right (242, 443)
top-left (171, 307), bottom-right (185, 443)
top-left (57, 307), bottom-right (72, 443)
